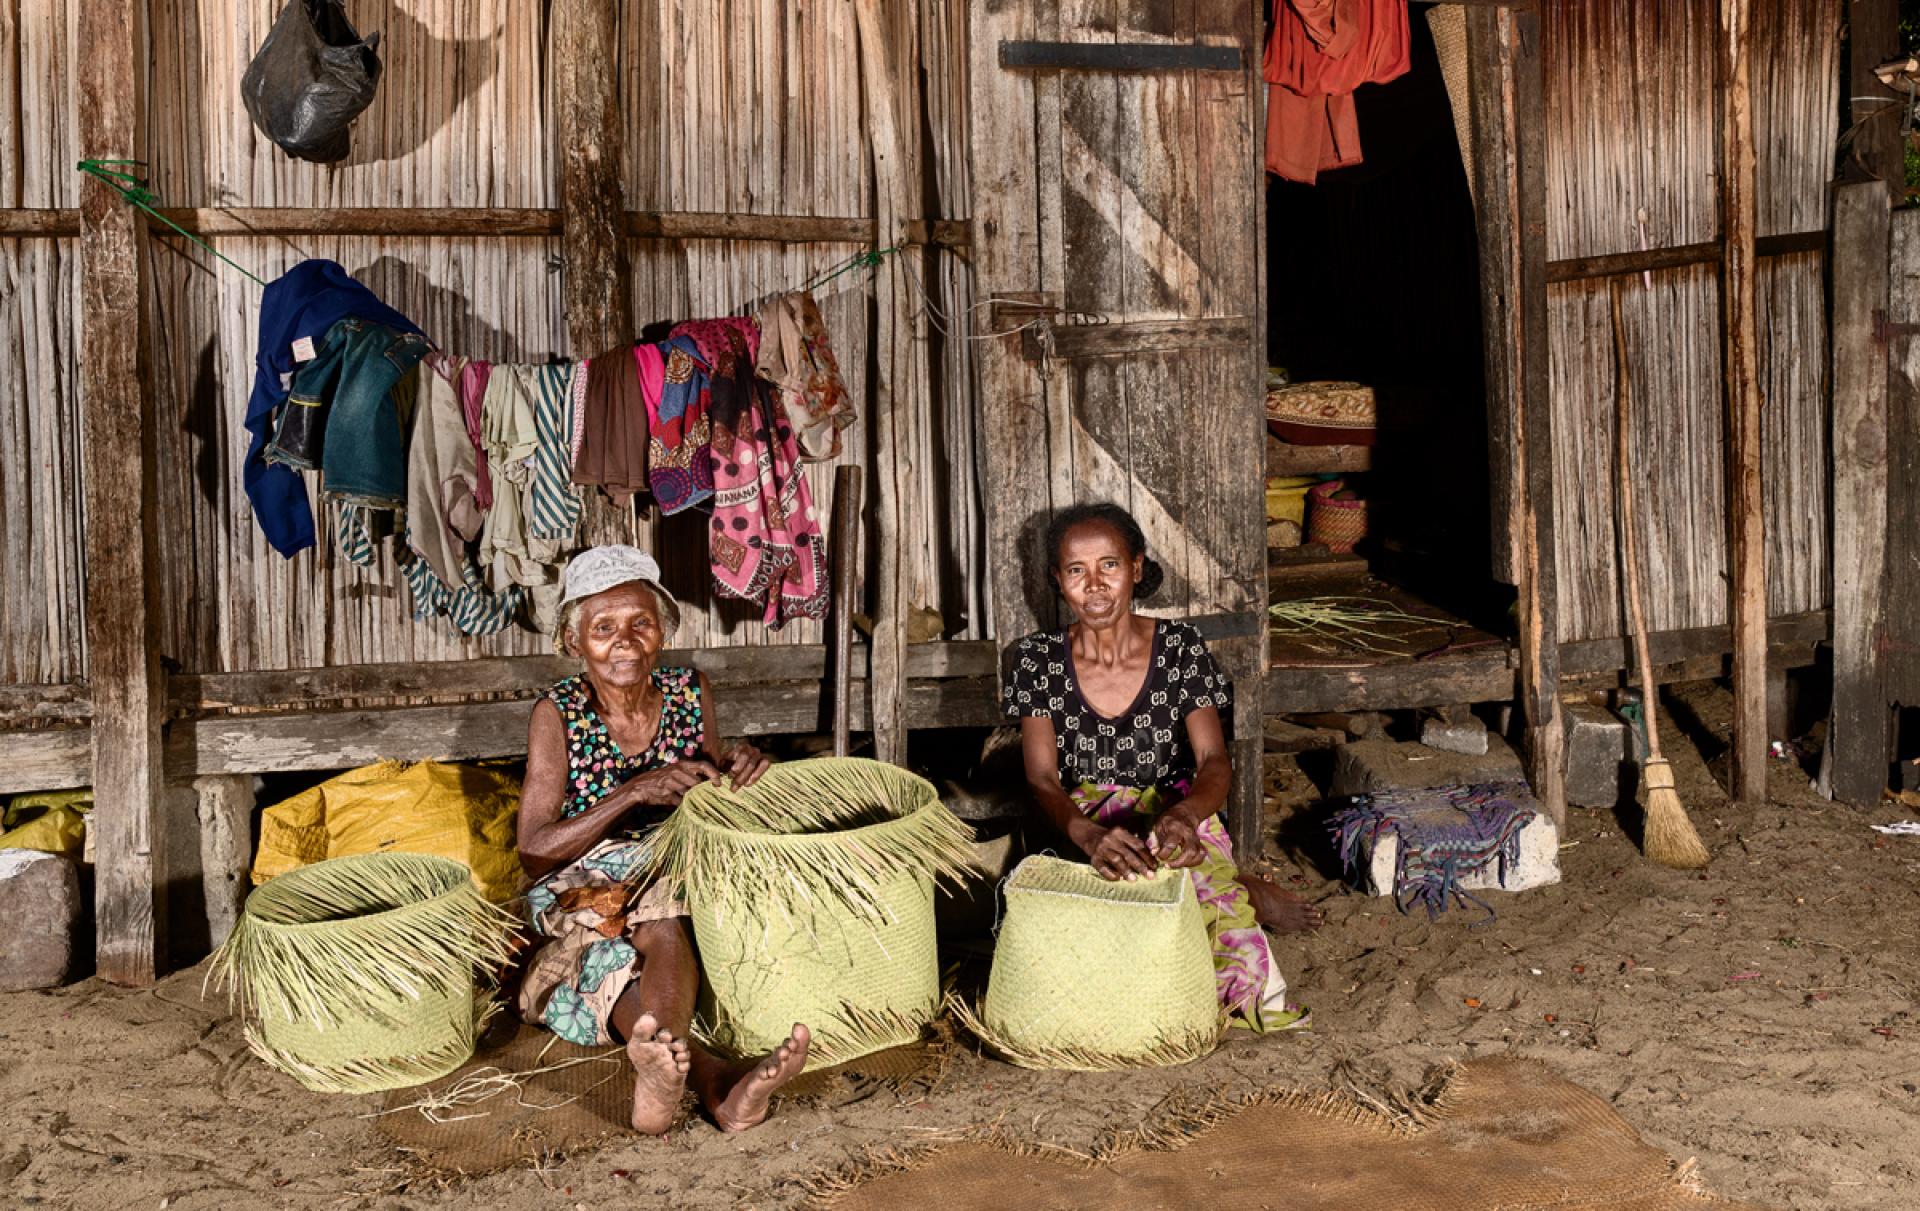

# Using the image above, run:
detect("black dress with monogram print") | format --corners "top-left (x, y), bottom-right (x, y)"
top-left (1002, 618), bottom-right (1230, 789)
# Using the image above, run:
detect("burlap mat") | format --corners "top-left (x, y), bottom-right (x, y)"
top-left (817, 1058), bottom-right (1770, 1211)
top-left (373, 1021), bottom-right (947, 1177)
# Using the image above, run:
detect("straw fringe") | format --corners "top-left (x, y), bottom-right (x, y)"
top-left (241, 1027), bottom-right (483, 1096)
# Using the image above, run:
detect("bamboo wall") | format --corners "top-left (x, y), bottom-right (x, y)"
top-left (0, 0), bottom-right (980, 686)
top-left (0, 3), bottom-right (85, 684)
top-left (1543, 0), bottom-right (1839, 642)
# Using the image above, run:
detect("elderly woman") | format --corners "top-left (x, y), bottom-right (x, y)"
top-left (517, 545), bottom-right (809, 1134)
top-left (1003, 503), bottom-right (1322, 1031)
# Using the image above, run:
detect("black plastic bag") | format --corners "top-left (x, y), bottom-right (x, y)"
top-left (241, 1), bottom-right (382, 163)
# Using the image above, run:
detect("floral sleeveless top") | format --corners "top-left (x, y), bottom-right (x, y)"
top-left (545, 666), bottom-right (706, 823)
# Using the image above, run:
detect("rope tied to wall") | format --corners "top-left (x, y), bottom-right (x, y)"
top-left (75, 159), bottom-right (270, 287)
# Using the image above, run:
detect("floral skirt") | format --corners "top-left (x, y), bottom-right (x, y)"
top-left (517, 837), bottom-right (688, 1046)
top-left (1072, 783), bottom-right (1305, 1032)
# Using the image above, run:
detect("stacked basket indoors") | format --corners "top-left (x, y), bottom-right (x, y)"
top-left (208, 852), bottom-right (519, 1094)
top-left (962, 854), bottom-right (1221, 1070)
top-left (647, 757), bottom-right (973, 1069)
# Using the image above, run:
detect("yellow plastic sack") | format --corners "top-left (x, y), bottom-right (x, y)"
top-left (0, 789), bottom-right (92, 858)
top-left (252, 760), bottom-right (524, 904)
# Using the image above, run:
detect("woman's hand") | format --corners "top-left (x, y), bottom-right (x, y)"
top-left (719, 741), bottom-right (773, 789)
top-left (1149, 810), bottom-right (1205, 870)
top-left (624, 759), bottom-right (723, 807)
top-left (1085, 823), bottom-right (1157, 881)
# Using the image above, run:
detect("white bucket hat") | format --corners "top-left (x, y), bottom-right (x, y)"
top-left (555, 545), bottom-right (681, 650)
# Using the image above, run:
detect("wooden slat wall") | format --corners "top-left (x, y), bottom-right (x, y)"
top-left (0, 1), bottom-right (86, 683)
top-left (1541, 0), bottom-right (1837, 642)
top-left (89, 0), bottom-right (985, 677)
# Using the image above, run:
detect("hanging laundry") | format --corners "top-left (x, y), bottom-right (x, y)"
top-left (479, 365), bottom-right (573, 597)
top-left (265, 315), bottom-right (430, 510)
top-left (399, 543), bottom-right (528, 637)
top-left (574, 341), bottom-right (651, 506)
top-left (703, 327), bottom-right (830, 628)
top-left (531, 361), bottom-right (584, 544)
top-left (1264, 0), bottom-right (1410, 185)
top-left (406, 353), bottom-right (485, 587)
top-left (457, 358), bottom-right (495, 510)
top-left (247, 259), bottom-right (423, 557)
top-left (671, 315), bottom-right (761, 369)
top-left (646, 336), bottom-right (715, 515)
top-left (754, 292), bottom-right (854, 462)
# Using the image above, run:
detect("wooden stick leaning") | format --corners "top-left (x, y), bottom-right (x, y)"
top-left (1609, 282), bottom-right (1711, 870)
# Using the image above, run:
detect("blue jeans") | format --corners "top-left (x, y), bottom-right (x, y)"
top-left (267, 317), bottom-right (429, 510)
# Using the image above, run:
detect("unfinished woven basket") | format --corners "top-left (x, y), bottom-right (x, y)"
top-left (646, 757), bottom-right (974, 1070)
top-left (207, 852), bottom-right (519, 1094)
top-left (963, 854), bottom-right (1221, 1071)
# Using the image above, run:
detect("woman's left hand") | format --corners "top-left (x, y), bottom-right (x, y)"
top-left (719, 741), bottom-right (773, 788)
top-left (1149, 809), bottom-right (1205, 869)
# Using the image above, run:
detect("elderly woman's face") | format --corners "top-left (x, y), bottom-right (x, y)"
top-left (569, 583), bottom-right (666, 688)
top-left (1054, 520), bottom-right (1140, 628)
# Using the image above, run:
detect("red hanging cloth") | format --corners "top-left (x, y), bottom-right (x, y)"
top-left (1264, 0), bottom-right (1410, 185)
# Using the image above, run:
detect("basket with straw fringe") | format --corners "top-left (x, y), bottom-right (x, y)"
top-left (207, 852), bottom-right (520, 1094)
top-left (646, 757), bottom-right (974, 1070)
top-left (955, 854), bottom-right (1222, 1071)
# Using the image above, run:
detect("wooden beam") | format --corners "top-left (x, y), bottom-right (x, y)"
top-left (1555, 612), bottom-right (1828, 678)
top-left (0, 207), bottom-right (971, 246)
top-left (1720, 0), bottom-right (1766, 805)
top-left (554, 0), bottom-right (634, 356)
top-left (1822, 181), bottom-right (1894, 804)
top-left (1267, 650), bottom-right (1517, 715)
top-left (1266, 439), bottom-right (1372, 477)
top-left (1019, 316), bottom-right (1254, 362)
top-left (1467, 10), bottom-right (1522, 586)
top-left (1847, 0), bottom-right (1903, 184)
top-left (0, 676), bottom-right (1001, 793)
top-left (78, 0), bottom-right (164, 985)
top-left (1888, 210), bottom-right (1920, 709)
top-left (997, 40), bottom-right (1244, 74)
top-left (1544, 230), bottom-right (1825, 284)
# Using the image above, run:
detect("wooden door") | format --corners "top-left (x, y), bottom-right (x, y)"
top-left (968, 2), bottom-right (1268, 851)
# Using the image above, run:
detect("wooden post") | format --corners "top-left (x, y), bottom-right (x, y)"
top-left (78, 0), bottom-right (165, 985)
top-left (1467, 7), bottom-right (1564, 826)
top-left (553, 0), bottom-right (633, 357)
top-left (1889, 210), bottom-right (1920, 718)
top-left (1720, 0), bottom-right (1766, 804)
top-left (830, 467), bottom-right (863, 757)
top-left (1821, 181), bottom-right (1893, 805)
top-left (1847, 0), bottom-right (1903, 184)
top-left (853, 0), bottom-right (912, 766)
top-left (193, 775), bottom-right (256, 949)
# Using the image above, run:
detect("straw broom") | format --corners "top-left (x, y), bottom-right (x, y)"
top-left (1609, 282), bottom-right (1710, 870)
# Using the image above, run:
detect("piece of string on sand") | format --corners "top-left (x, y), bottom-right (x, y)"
top-left (360, 1047), bottom-right (626, 1125)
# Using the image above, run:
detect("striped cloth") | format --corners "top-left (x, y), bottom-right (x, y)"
top-left (530, 362), bottom-right (582, 542)
top-left (400, 545), bottom-right (526, 637)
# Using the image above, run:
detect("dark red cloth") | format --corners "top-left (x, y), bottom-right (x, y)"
top-left (1264, 0), bottom-right (1410, 185)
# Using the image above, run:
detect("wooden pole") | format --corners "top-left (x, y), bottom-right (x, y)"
top-left (78, 0), bottom-right (165, 985)
top-left (852, 0), bottom-right (913, 766)
top-left (1467, 7), bottom-right (1564, 826)
top-left (830, 467), bottom-right (863, 757)
top-left (553, 0), bottom-right (633, 356)
top-left (1821, 182), bottom-right (1894, 804)
top-left (1721, 0), bottom-right (1766, 805)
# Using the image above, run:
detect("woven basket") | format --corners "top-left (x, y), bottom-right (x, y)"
top-left (648, 758), bottom-right (974, 1070)
top-left (967, 855), bottom-right (1220, 1071)
top-left (208, 852), bottom-right (519, 1094)
top-left (1307, 479), bottom-right (1368, 554)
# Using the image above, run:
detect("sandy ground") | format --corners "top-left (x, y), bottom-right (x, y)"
top-left (4, 681), bottom-right (1917, 1210)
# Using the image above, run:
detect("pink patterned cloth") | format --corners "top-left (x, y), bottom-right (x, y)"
top-left (568, 356), bottom-right (590, 470)
top-left (700, 326), bottom-right (828, 628)
top-left (456, 358), bottom-right (494, 510)
top-left (669, 315), bottom-right (760, 370)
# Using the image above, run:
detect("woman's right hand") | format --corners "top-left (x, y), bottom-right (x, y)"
top-left (623, 759), bottom-right (723, 807)
top-left (1084, 823), bottom-right (1157, 881)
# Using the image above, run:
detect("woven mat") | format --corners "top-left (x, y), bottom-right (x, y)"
top-left (819, 1058), bottom-right (1770, 1211)
top-left (374, 1022), bottom-right (946, 1177)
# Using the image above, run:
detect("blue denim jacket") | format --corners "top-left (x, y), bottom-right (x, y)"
top-left (266, 317), bottom-right (429, 510)
top-left (246, 261), bottom-right (423, 556)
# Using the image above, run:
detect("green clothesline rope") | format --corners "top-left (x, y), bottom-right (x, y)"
top-left (76, 159), bottom-right (270, 287)
top-left (805, 245), bottom-right (898, 292)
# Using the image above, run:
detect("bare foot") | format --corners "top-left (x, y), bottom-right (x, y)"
top-left (711, 1023), bottom-right (810, 1133)
top-left (625, 1012), bottom-right (691, 1135)
top-left (1239, 873), bottom-right (1325, 934)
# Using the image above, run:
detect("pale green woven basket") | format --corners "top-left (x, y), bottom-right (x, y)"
top-left (207, 852), bottom-right (519, 1094)
top-left (648, 758), bottom-right (974, 1070)
top-left (965, 854), bottom-right (1221, 1071)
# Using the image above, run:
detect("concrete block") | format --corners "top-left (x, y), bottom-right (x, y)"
top-left (1563, 702), bottom-right (1641, 808)
top-left (1419, 710), bottom-right (1489, 756)
top-left (1360, 809), bottom-right (1561, 897)
top-left (1330, 736), bottom-right (1524, 799)
top-left (0, 849), bottom-right (82, 990)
